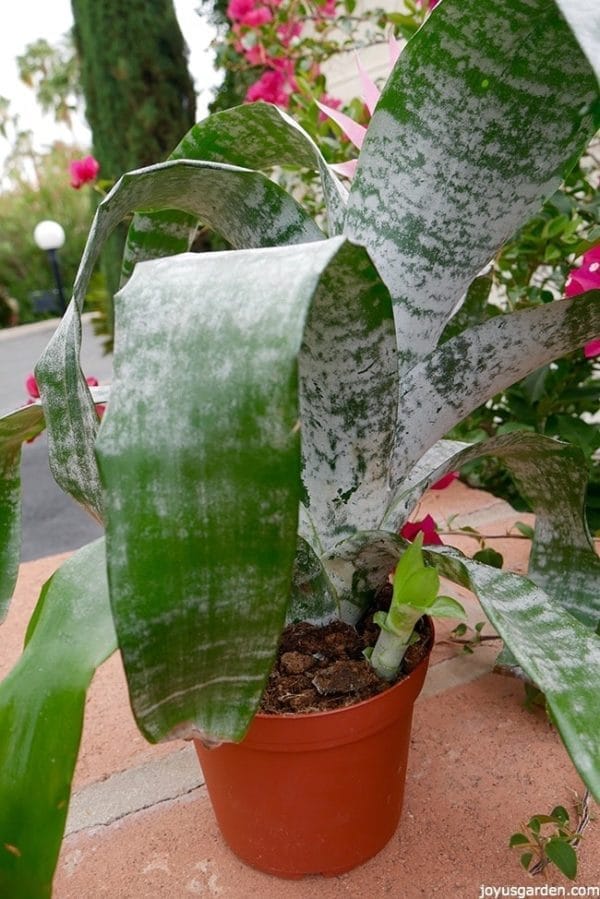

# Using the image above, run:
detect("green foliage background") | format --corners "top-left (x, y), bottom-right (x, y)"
top-left (71, 0), bottom-right (198, 313)
top-left (0, 144), bottom-right (91, 323)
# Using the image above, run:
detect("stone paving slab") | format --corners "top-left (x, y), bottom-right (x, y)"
top-left (54, 673), bottom-right (599, 898)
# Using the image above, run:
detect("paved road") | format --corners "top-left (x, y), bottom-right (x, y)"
top-left (0, 315), bottom-right (113, 561)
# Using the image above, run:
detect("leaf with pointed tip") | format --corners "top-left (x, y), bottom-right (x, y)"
top-left (35, 160), bottom-right (323, 518)
top-left (345, 0), bottom-right (598, 374)
top-left (0, 404), bottom-right (45, 617)
top-left (122, 102), bottom-right (348, 280)
top-left (384, 432), bottom-right (600, 630)
top-left (391, 292), bottom-right (600, 484)
top-left (96, 236), bottom-right (390, 744)
top-left (0, 539), bottom-right (116, 897)
top-left (545, 838), bottom-right (578, 880)
top-left (553, 0), bottom-right (600, 84)
top-left (287, 537), bottom-right (338, 625)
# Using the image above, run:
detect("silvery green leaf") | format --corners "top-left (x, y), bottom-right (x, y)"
top-left (0, 539), bottom-right (115, 895)
top-left (96, 237), bottom-right (387, 743)
top-left (122, 102), bottom-right (348, 281)
top-left (322, 531), bottom-right (403, 624)
top-left (383, 432), bottom-right (600, 630)
top-left (36, 160), bottom-right (323, 518)
top-left (345, 0), bottom-right (598, 374)
top-left (430, 549), bottom-right (600, 804)
top-left (0, 404), bottom-right (45, 617)
top-left (288, 537), bottom-right (338, 625)
top-left (300, 241), bottom-right (397, 545)
top-left (391, 292), bottom-right (600, 484)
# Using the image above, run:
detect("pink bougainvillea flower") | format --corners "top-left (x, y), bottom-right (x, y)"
top-left (244, 43), bottom-right (268, 66)
top-left (242, 6), bottom-right (273, 26)
top-left (25, 374), bottom-right (40, 399)
top-left (320, 0), bottom-right (337, 15)
top-left (583, 338), bottom-right (600, 359)
top-left (246, 70), bottom-right (290, 106)
top-left (565, 244), bottom-right (600, 358)
top-left (400, 514), bottom-right (443, 545)
top-left (277, 20), bottom-right (303, 45)
top-left (431, 471), bottom-right (459, 490)
top-left (565, 244), bottom-right (600, 296)
top-left (227, 0), bottom-right (273, 26)
top-left (227, 0), bottom-right (254, 20)
top-left (69, 155), bottom-right (100, 189)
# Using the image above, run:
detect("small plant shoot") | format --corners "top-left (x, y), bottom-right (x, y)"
top-left (369, 534), bottom-right (466, 680)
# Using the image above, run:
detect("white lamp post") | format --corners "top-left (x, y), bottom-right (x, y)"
top-left (33, 220), bottom-right (67, 315)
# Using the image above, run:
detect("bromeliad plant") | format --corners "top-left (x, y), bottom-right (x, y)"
top-left (1, 0), bottom-right (600, 892)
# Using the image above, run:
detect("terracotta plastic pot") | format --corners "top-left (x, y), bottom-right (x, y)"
top-left (194, 620), bottom-right (433, 878)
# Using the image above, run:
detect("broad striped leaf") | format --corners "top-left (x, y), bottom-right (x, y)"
top-left (0, 539), bottom-right (115, 897)
top-left (0, 404), bottom-right (45, 617)
top-left (300, 241), bottom-right (397, 545)
top-left (96, 238), bottom-right (367, 744)
top-left (553, 0), bottom-right (600, 83)
top-left (35, 160), bottom-right (323, 518)
top-left (390, 292), bottom-right (600, 484)
top-left (288, 537), bottom-right (338, 625)
top-left (432, 551), bottom-right (600, 804)
top-left (122, 103), bottom-right (347, 280)
top-left (345, 0), bottom-right (598, 374)
top-left (383, 432), bottom-right (600, 629)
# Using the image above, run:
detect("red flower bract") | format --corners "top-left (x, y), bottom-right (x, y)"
top-left (25, 374), bottom-right (40, 399)
top-left (400, 514), bottom-right (443, 545)
top-left (431, 471), bottom-right (459, 490)
top-left (565, 244), bottom-right (600, 359)
top-left (69, 155), bottom-right (100, 190)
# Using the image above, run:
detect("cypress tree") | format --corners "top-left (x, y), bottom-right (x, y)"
top-left (71, 0), bottom-right (197, 318)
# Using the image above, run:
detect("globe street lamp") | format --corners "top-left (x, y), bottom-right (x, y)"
top-left (33, 220), bottom-right (67, 315)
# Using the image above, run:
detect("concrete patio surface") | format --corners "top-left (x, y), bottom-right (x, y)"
top-left (3, 482), bottom-right (599, 897)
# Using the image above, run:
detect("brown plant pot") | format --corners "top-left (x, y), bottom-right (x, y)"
top-left (194, 619), bottom-right (433, 878)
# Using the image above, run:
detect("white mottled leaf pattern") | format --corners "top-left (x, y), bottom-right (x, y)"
top-left (345, 0), bottom-right (598, 374)
top-left (0, 405), bottom-right (45, 616)
top-left (96, 238), bottom-right (371, 742)
top-left (36, 161), bottom-right (323, 519)
top-left (553, 0), bottom-right (600, 83)
top-left (122, 103), bottom-right (347, 281)
top-left (300, 242), bottom-right (397, 545)
top-left (383, 432), bottom-right (600, 629)
top-left (391, 292), bottom-right (600, 485)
